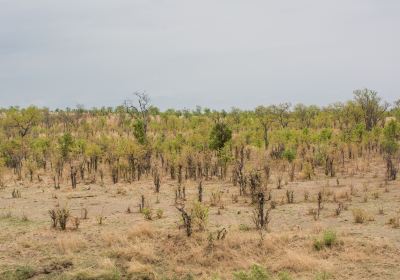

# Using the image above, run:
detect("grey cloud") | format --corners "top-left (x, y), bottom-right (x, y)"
top-left (0, 0), bottom-right (399, 110)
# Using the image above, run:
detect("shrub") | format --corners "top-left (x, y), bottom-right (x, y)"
top-left (233, 264), bottom-right (271, 280)
top-left (57, 208), bottom-right (70, 230)
top-left (49, 209), bottom-right (57, 228)
top-left (323, 230), bottom-right (337, 247)
top-left (156, 209), bottom-right (164, 219)
top-left (315, 271), bottom-right (332, 280)
top-left (278, 271), bottom-right (293, 280)
top-left (142, 208), bottom-right (153, 220)
top-left (352, 208), bottom-right (367, 224)
top-left (191, 202), bottom-right (209, 231)
top-left (209, 122), bottom-right (232, 151)
top-left (239, 224), bottom-right (251, 231)
top-left (388, 216), bottom-right (400, 228)
top-left (0, 265), bottom-right (36, 280)
top-left (314, 230), bottom-right (337, 250)
top-left (313, 239), bottom-right (324, 251)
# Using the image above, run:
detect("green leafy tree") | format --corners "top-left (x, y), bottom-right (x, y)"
top-left (5, 106), bottom-right (42, 137)
top-left (353, 89), bottom-right (388, 131)
top-left (209, 122), bottom-right (232, 151)
top-left (58, 132), bottom-right (75, 161)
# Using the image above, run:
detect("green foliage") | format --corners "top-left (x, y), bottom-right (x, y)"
top-left (156, 208), bottom-right (164, 219)
top-left (133, 119), bottom-right (147, 145)
top-left (313, 239), bottom-right (324, 251)
top-left (315, 271), bottom-right (332, 280)
top-left (384, 120), bottom-right (399, 139)
top-left (4, 106), bottom-right (42, 137)
top-left (191, 201), bottom-right (209, 231)
top-left (318, 128), bottom-right (332, 142)
top-left (233, 264), bottom-right (271, 280)
top-left (314, 230), bottom-right (337, 250)
top-left (239, 224), bottom-right (251, 231)
top-left (381, 139), bottom-right (398, 156)
top-left (282, 148), bottom-right (296, 163)
top-left (277, 271), bottom-right (293, 280)
top-left (0, 265), bottom-right (35, 280)
top-left (209, 122), bottom-right (232, 150)
top-left (142, 207), bottom-right (153, 220)
top-left (58, 132), bottom-right (74, 160)
top-left (322, 230), bottom-right (337, 247)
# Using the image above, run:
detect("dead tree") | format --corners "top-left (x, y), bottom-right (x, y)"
top-left (198, 180), bottom-right (203, 202)
top-left (317, 191), bottom-right (322, 219)
top-left (386, 157), bottom-right (398, 181)
top-left (252, 192), bottom-right (271, 230)
top-left (176, 206), bottom-right (192, 237)
top-left (153, 169), bottom-right (161, 193)
top-left (70, 166), bottom-right (78, 189)
top-left (249, 170), bottom-right (262, 203)
top-left (286, 190), bottom-right (294, 204)
top-left (139, 195), bottom-right (145, 213)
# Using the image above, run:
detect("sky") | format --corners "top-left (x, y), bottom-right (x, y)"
top-left (0, 0), bottom-right (399, 110)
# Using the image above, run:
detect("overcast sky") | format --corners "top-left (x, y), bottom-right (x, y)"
top-left (0, 1), bottom-right (399, 110)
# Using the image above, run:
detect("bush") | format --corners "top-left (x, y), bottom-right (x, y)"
top-left (0, 265), bottom-right (35, 280)
top-left (323, 230), bottom-right (336, 247)
top-left (239, 224), bottom-right (251, 231)
top-left (191, 202), bottom-right (209, 231)
top-left (142, 208), bottom-right (153, 220)
top-left (314, 230), bottom-right (337, 250)
top-left (277, 271), bottom-right (293, 280)
top-left (313, 239), bottom-right (324, 251)
top-left (352, 208), bottom-right (367, 224)
top-left (156, 209), bottom-right (164, 219)
top-left (315, 271), bottom-right (332, 280)
top-left (209, 122), bottom-right (232, 151)
top-left (233, 264), bottom-right (271, 280)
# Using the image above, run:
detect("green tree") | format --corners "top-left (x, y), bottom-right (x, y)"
top-left (209, 122), bottom-right (232, 151)
top-left (5, 106), bottom-right (42, 137)
top-left (58, 132), bottom-right (74, 161)
top-left (353, 89), bottom-right (388, 131)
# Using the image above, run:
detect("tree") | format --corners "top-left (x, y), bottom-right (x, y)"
top-left (124, 91), bottom-right (151, 142)
top-left (5, 106), bottom-right (42, 137)
top-left (382, 120), bottom-right (399, 180)
top-left (293, 104), bottom-right (319, 128)
top-left (353, 89), bottom-right (388, 131)
top-left (209, 122), bottom-right (232, 151)
top-left (269, 103), bottom-right (291, 128)
top-left (255, 106), bottom-right (273, 149)
top-left (58, 132), bottom-right (74, 162)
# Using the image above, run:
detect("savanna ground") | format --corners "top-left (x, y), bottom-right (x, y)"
top-left (1, 91), bottom-right (400, 279)
top-left (1, 155), bottom-right (399, 280)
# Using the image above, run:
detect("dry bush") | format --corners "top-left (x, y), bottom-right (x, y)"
top-left (57, 207), bottom-right (70, 230)
top-left (210, 191), bottom-right (222, 207)
top-left (101, 232), bottom-right (128, 247)
top-left (388, 216), bottom-right (400, 228)
top-left (272, 250), bottom-right (327, 273)
top-left (11, 189), bottom-right (21, 198)
top-left (352, 209), bottom-right (369, 224)
top-left (127, 223), bottom-right (155, 240)
top-left (57, 235), bottom-right (87, 254)
top-left (81, 208), bottom-right (88, 219)
top-left (72, 217), bottom-right (80, 230)
top-left (127, 261), bottom-right (155, 279)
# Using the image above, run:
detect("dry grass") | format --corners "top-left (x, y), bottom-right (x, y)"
top-left (1, 157), bottom-right (400, 279)
top-left (56, 234), bottom-right (87, 254)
